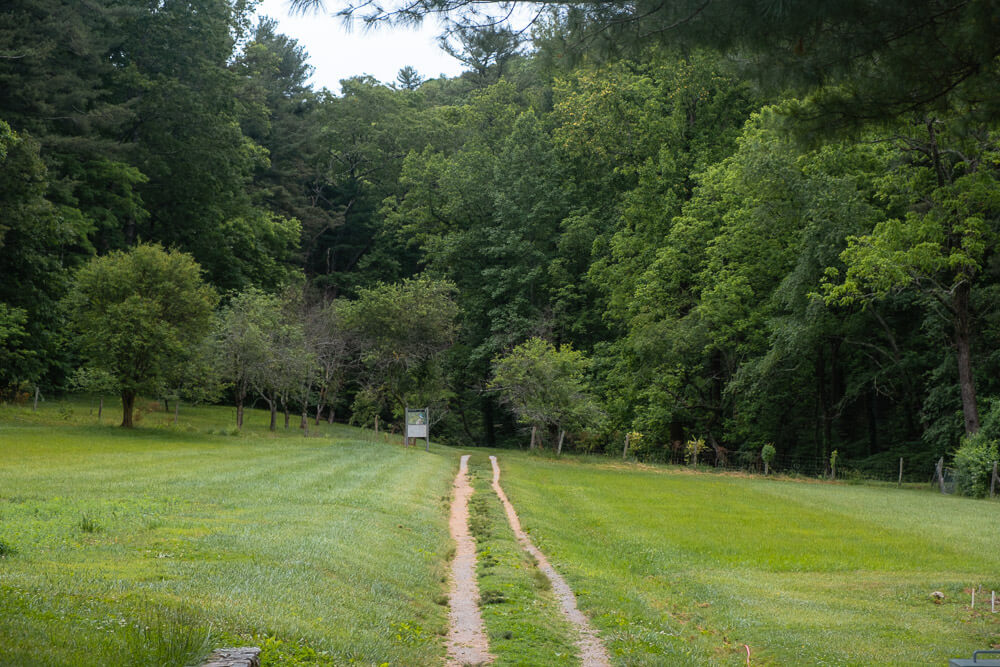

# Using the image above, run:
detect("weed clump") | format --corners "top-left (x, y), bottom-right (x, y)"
top-left (479, 589), bottom-right (507, 605)
top-left (116, 605), bottom-right (213, 667)
top-left (79, 513), bottom-right (100, 533)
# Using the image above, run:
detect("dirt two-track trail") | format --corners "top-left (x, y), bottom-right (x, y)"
top-left (445, 454), bottom-right (493, 666)
top-left (443, 454), bottom-right (611, 666)
top-left (489, 456), bottom-right (611, 667)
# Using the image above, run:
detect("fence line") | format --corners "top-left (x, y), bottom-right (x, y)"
top-left (628, 448), bottom-right (941, 485)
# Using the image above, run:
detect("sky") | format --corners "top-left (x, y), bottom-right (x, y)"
top-left (254, 0), bottom-right (470, 93)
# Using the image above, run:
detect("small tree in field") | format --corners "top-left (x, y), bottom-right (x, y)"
top-left (489, 337), bottom-right (603, 454)
top-left (64, 244), bottom-right (217, 427)
top-left (341, 276), bottom-right (459, 431)
top-left (213, 288), bottom-right (282, 430)
top-left (69, 366), bottom-right (118, 421)
top-left (761, 443), bottom-right (776, 475)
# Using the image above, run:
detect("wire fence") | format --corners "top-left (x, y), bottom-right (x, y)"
top-left (616, 441), bottom-right (1000, 492)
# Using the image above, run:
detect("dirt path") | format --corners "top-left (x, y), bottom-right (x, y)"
top-left (445, 455), bottom-right (493, 666)
top-left (489, 455), bottom-right (612, 667)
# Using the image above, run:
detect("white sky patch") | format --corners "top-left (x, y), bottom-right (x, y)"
top-left (254, 0), bottom-right (470, 93)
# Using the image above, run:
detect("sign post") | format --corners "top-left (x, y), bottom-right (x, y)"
top-left (405, 407), bottom-right (430, 451)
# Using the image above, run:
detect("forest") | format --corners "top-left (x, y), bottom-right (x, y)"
top-left (2, 0), bottom-right (1000, 484)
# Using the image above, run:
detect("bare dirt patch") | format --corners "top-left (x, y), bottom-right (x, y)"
top-left (445, 454), bottom-right (494, 666)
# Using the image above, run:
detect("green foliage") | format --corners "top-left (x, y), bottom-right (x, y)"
top-left (340, 276), bottom-right (459, 418)
top-left (684, 437), bottom-right (708, 465)
top-left (953, 433), bottom-right (998, 498)
top-left (63, 244), bottom-right (217, 426)
top-left (490, 338), bottom-right (603, 445)
top-left (761, 443), bottom-right (776, 465)
top-left (119, 606), bottom-right (213, 667)
top-left (6, 0), bottom-right (1000, 464)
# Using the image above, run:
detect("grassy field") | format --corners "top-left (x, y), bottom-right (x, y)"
top-left (4, 398), bottom-right (1000, 666)
top-left (495, 455), bottom-right (1000, 665)
top-left (0, 399), bottom-right (455, 666)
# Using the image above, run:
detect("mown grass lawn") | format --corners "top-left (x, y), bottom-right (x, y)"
top-left (7, 397), bottom-right (1000, 666)
top-left (495, 455), bottom-right (1000, 665)
top-left (0, 400), bottom-right (455, 666)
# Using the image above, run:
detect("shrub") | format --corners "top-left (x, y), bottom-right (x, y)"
top-left (953, 432), bottom-right (998, 498)
top-left (684, 437), bottom-right (708, 465)
top-left (761, 443), bottom-right (776, 475)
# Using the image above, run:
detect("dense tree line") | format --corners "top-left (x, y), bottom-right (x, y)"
top-left (3, 0), bottom-right (1000, 484)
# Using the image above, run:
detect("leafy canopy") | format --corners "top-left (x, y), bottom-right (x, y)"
top-left (64, 244), bottom-right (217, 426)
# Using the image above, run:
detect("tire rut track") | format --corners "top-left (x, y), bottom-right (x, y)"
top-left (445, 454), bottom-right (493, 666)
top-left (488, 455), bottom-right (611, 667)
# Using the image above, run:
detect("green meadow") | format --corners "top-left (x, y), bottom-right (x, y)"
top-left (1, 399), bottom-right (999, 665)
top-left (0, 400), bottom-right (455, 666)
top-left (497, 456), bottom-right (1000, 665)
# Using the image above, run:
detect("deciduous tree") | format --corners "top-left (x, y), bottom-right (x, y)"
top-left (64, 244), bottom-right (217, 427)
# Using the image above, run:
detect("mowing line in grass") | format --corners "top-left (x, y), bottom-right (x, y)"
top-left (497, 455), bottom-right (1000, 665)
top-left (489, 456), bottom-right (611, 667)
top-left (0, 403), bottom-right (457, 666)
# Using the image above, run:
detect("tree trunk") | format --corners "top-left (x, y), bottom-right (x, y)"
top-left (121, 391), bottom-right (136, 428)
top-left (33, 385), bottom-right (39, 411)
top-left (315, 402), bottom-right (323, 426)
top-left (623, 433), bottom-right (630, 460)
top-left (174, 400), bottom-right (179, 425)
top-left (328, 407), bottom-right (334, 424)
top-left (867, 388), bottom-right (879, 455)
top-left (816, 345), bottom-right (830, 460)
top-left (483, 399), bottom-right (496, 448)
top-left (283, 406), bottom-right (290, 429)
top-left (301, 405), bottom-right (309, 435)
top-left (557, 429), bottom-right (565, 456)
top-left (269, 398), bottom-right (277, 431)
top-left (237, 400), bottom-right (244, 429)
top-left (954, 281), bottom-right (980, 434)
top-left (529, 425), bottom-right (537, 450)
top-left (98, 396), bottom-right (103, 421)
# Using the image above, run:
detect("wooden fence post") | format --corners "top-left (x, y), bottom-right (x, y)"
top-left (936, 457), bottom-right (946, 494)
top-left (33, 385), bottom-right (40, 411)
top-left (623, 433), bottom-right (630, 460)
top-left (991, 461), bottom-right (998, 499)
top-left (898, 457), bottom-right (903, 488)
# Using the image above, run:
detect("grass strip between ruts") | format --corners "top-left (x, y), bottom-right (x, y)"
top-left (464, 456), bottom-right (579, 666)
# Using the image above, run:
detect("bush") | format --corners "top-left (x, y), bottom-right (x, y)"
top-left (953, 432), bottom-right (998, 498)
top-left (761, 443), bottom-right (776, 474)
